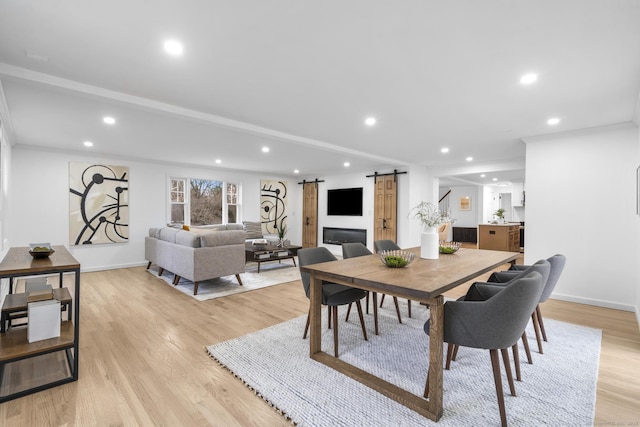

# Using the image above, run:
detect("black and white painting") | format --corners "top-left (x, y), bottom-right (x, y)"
top-left (69, 162), bottom-right (129, 245)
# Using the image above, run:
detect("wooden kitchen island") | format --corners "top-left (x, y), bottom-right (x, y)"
top-left (478, 223), bottom-right (520, 252)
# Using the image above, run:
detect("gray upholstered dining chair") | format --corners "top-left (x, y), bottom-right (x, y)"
top-left (451, 259), bottom-right (550, 380)
top-left (488, 254), bottom-right (566, 354)
top-left (298, 247), bottom-right (368, 357)
top-left (423, 271), bottom-right (545, 427)
top-left (342, 242), bottom-right (401, 335)
top-left (373, 239), bottom-right (411, 320)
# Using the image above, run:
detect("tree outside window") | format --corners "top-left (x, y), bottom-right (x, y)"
top-left (169, 178), bottom-right (238, 226)
top-left (190, 179), bottom-right (223, 225)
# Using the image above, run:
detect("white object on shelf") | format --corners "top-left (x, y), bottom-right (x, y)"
top-left (27, 299), bottom-right (61, 343)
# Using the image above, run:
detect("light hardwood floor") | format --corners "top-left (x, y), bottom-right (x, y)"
top-left (1, 255), bottom-right (639, 426)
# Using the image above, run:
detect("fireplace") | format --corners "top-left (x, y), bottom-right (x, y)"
top-left (322, 227), bottom-right (367, 246)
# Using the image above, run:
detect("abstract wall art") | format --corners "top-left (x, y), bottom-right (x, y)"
top-left (260, 179), bottom-right (287, 235)
top-left (69, 162), bottom-right (129, 245)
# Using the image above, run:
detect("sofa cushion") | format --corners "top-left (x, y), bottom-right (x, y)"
top-left (243, 221), bottom-right (263, 239)
top-left (175, 230), bottom-right (201, 248)
top-left (159, 227), bottom-right (181, 243)
top-left (149, 227), bottom-right (161, 238)
top-left (201, 230), bottom-right (247, 247)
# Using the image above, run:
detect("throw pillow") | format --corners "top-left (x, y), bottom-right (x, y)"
top-left (242, 221), bottom-right (263, 239)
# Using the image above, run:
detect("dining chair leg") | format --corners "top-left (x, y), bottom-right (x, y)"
top-left (521, 332), bottom-right (533, 364)
top-left (531, 310), bottom-right (544, 354)
top-left (327, 305), bottom-right (331, 329)
top-left (536, 305), bottom-right (548, 342)
top-left (332, 306), bottom-right (339, 357)
top-left (512, 343), bottom-right (521, 381)
top-left (345, 303), bottom-right (352, 321)
top-left (379, 294), bottom-right (386, 307)
top-left (392, 297), bottom-right (402, 324)
top-left (446, 343), bottom-right (454, 370)
top-left (303, 310), bottom-right (310, 339)
top-left (451, 344), bottom-right (459, 361)
top-left (372, 292), bottom-right (379, 335)
top-left (365, 292), bottom-right (370, 314)
top-left (355, 300), bottom-right (368, 341)
top-left (490, 349), bottom-right (508, 427)
top-left (408, 300), bottom-right (412, 318)
top-left (501, 348), bottom-right (516, 396)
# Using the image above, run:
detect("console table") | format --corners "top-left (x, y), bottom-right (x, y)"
top-left (0, 245), bottom-right (80, 402)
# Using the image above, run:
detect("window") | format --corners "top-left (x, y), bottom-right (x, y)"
top-left (170, 179), bottom-right (186, 224)
top-left (227, 183), bottom-right (238, 223)
top-left (169, 177), bottom-right (239, 226)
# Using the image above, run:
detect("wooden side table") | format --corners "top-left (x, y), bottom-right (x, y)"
top-left (0, 245), bottom-right (80, 402)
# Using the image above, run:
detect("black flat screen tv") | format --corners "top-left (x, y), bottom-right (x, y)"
top-left (327, 187), bottom-right (363, 216)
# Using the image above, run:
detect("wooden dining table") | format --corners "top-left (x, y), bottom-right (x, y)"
top-left (299, 247), bottom-right (519, 422)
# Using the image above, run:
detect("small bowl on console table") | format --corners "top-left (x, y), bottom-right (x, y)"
top-left (29, 243), bottom-right (55, 259)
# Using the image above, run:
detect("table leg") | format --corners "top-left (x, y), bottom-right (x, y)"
top-left (309, 274), bottom-right (322, 356)
top-left (427, 295), bottom-right (444, 419)
top-left (1, 312), bottom-right (6, 333)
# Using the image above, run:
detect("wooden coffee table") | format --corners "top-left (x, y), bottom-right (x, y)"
top-left (245, 243), bottom-right (302, 273)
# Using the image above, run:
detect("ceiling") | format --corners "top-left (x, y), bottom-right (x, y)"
top-left (1, 1), bottom-right (639, 186)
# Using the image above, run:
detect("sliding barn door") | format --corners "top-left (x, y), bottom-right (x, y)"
top-left (302, 182), bottom-right (318, 248)
top-left (373, 175), bottom-right (397, 243)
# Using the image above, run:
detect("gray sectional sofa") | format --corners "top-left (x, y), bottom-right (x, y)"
top-left (145, 224), bottom-right (247, 295)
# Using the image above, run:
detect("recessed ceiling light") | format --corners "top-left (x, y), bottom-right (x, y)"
top-left (103, 116), bottom-right (116, 125)
top-left (492, 178), bottom-right (498, 181)
top-left (344, 162), bottom-right (350, 167)
top-left (547, 117), bottom-right (560, 125)
top-left (441, 147), bottom-right (449, 153)
top-left (83, 141), bottom-right (93, 147)
top-left (365, 117), bottom-right (376, 126)
top-left (520, 73), bottom-right (538, 85)
top-left (480, 174), bottom-right (486, 178)
top-left (262, 147), bottom-right (270, 153)
top-left (294, 169), bottom-right (299, 174)
top-left (466, 157), bottom-right (473, 162)
top-left (164, 40), bottom-right (183, 56)
top-left (215, 159), bottom-right (222, 164)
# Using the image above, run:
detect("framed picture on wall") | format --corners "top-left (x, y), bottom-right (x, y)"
top-left (459, 196), bottom-right (471, 211)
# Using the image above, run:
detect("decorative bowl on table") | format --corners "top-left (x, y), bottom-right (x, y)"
top-left (378, 250), bottom-right (416, 268)
top-left (29, 243), bottom-right (55, 259)
top-left (439, 241), bottom-right (461, 254)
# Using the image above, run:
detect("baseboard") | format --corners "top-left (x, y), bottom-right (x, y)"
top-left (81, 261), bottom-right (148, 273)
top-left (551, 292), bottom-right (636, 312)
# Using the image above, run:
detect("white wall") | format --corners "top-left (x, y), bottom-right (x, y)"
top-left (313, 168), bottom-right (419, 256)
top-left (441, 185), bottom-right (482, 227)
top-left (525, 123), bottom-right (640, 311)
top-left (8, 147), bottom-right (298, 271)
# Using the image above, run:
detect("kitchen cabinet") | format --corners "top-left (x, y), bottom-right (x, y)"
top-left (511, 182), bottom-right (524, 207)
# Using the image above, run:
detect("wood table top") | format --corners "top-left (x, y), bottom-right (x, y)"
top-left (300, 247), bottom-right (519, 300)
top-left (0, 246), bottom-right (80, 276)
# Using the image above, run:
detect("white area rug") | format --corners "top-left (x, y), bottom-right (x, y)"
top-left (207, 300), bottom-right (601, 426)
top-left (146, 260), bottom-right (300, 301)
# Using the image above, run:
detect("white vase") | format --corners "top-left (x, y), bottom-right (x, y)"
top-left (421, 226), bottom-right (439, 259)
